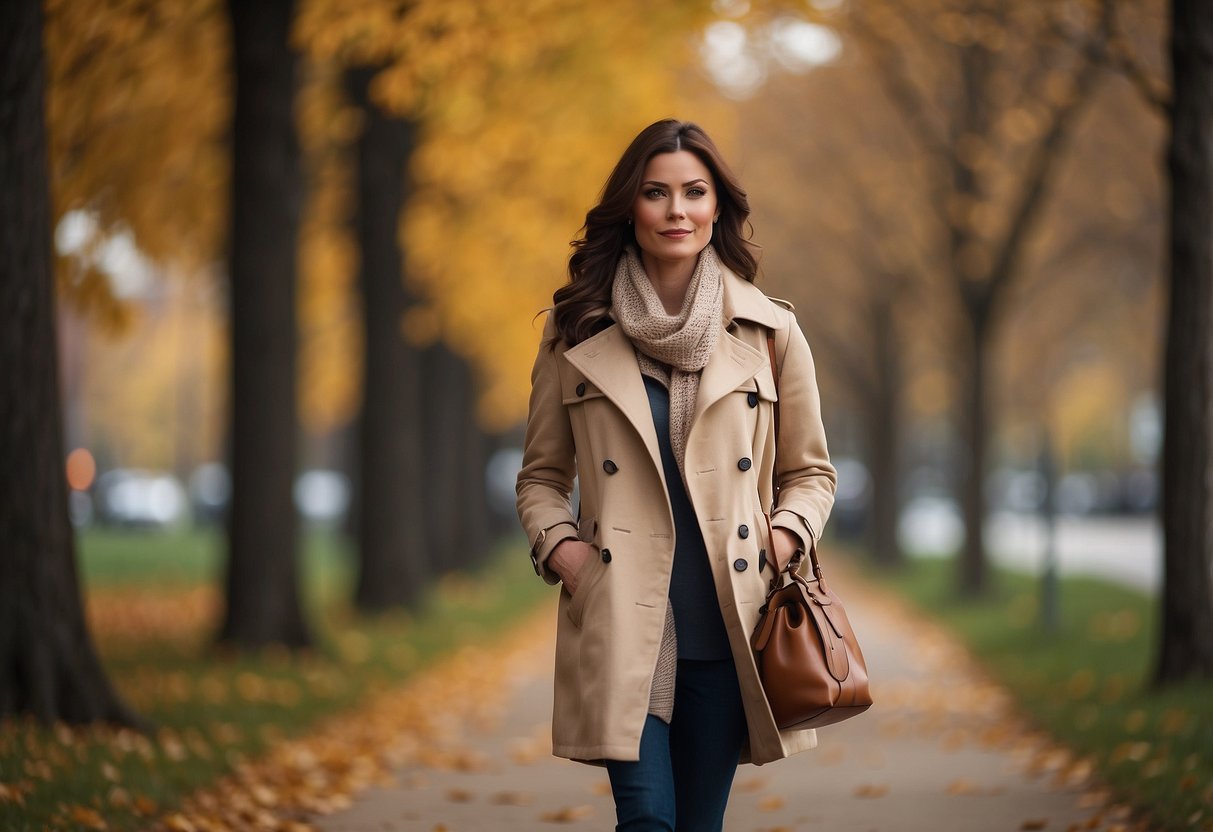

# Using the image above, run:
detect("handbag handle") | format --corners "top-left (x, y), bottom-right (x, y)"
top-left (765, 331), bottom-right (826, 591)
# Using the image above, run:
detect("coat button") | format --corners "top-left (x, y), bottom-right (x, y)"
top-left (733, 558), bottom-right (748, 572)
top-left (737, 457), bottom-right (752, 471)
top-left (603, 459), bottom-right (619, 474)
top-left (576, 382), bottom-right (586, 397)
top-left (601, 548), bottom-right (612, 563)
top-left (738, 524), bottom-right (749, 539)
top-left (747, 391), bottom-right (758, 408)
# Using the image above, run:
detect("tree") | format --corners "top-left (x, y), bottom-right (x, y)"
top-left (217, 0), bottom-right (311, 649)
top-left (1156, 0), bottom-right (1213, 681)
top-left (344, 65), bottom-right (429, 610)
top-left (844, 0), bottom-right (1117, 594)
top-left (0, 0), bottom-right (142, 726)
top-left (740, 67), bottom-right (931, 569)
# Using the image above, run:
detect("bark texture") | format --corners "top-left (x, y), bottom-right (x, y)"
top-left (0, 0), bottom-right (142, 726)
top-left (218, 0), bottom-right (311, 648)
top-left (345, 66), bottom-right (429, 610)
top-left (1157, 0), bottom-right (1213, 683)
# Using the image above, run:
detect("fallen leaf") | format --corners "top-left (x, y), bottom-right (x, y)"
top-left (758, 795), bottom-right (785, 811)
top-left (734, 776), bottom-right (768, 793)
top-left (491, 791), bottom-right (534, 805)
top-left (133, 795), bottom-right (158, 816)
top-left (446, 788), bottom-right (474, 803)
top-left (853, 783), bottom-right (889, 798)
top-left (946, 779), bottom-right (982, 795)
top-left (68, 805), bottom-right (107, 830)
top-left (540, 804), bottom-right (595, 822)
top-left (163, 814), bottom-right (197, 832)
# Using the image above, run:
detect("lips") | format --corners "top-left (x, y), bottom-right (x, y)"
top-left (658, 229), bottom-right (692, 239)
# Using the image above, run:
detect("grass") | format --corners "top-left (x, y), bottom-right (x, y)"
top-left (0, 527), bottom-right (549, 831)
top-left (868, 556), bottom-right (1213, 832)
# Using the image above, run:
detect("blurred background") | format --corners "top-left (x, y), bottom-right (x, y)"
top-left (6, 0), bottom-right (1210, 829)
top-left (47, 0), bottom-right (1167, 590)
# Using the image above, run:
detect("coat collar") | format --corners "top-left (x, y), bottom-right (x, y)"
top-left (721, 265), bottom-right (781, 330)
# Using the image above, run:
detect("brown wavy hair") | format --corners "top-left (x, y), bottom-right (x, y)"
top-left (549, 119), bottom-right (758, 348)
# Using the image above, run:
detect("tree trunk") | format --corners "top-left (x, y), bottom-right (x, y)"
top-left (423, 344), bottom-right (467, 574)
top-left (1156, 0), bottom-right (1213, 683)
top-left (423, 345), bottom-right (492, 573)
top-left (217, 0), bottom-right (310, 649)
top-left (867, 295), bottom-right (904, 568)
top-left (959, 305), bottom-right (991, 596)
top-left (345, 66), bottom-right (428, 611)
top-left (0, 0), bottom-right (143, 726)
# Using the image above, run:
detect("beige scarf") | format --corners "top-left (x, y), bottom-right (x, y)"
top-left (611, 244), bottom-right (725, 723)
top-left (612, 245), bottom-right (723, 488)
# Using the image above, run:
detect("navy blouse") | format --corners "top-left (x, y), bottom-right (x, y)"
top-left (642, 374), bottom-right (732, 660)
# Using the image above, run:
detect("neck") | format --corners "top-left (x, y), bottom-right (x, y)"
top-left (640, 251), bottom-right (697, 315)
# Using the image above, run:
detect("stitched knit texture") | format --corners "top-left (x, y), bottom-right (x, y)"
top-left (649, 605), bottom-right (678, 723)
top-left (612, 245), bottom-right (724, 723)
top-left (612, 245), bottom-right (723, 491)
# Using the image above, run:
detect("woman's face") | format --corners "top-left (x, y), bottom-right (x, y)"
top-left (631, 150), bottom-right (719, 273)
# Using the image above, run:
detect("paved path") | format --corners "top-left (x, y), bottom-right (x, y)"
top-left (310, 570), bottom-right (1125, 832)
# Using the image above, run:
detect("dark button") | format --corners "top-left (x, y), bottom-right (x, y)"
top-left (576, 382), bottom-right (586, 397)
top-left (738, 524), bottom-right (750, 539)
top-left (758, 548), bottom-right (768, 572)
top-left (733, 558), bottom-right (749, 572)
top-left (601, 548), bottom-right (612, 563)
top-left (747, 391), bottom-right (759, 408)
top-left (738, 457), bottom-right (752, 471)
top-left (603, 459), bottom-right (619, 474)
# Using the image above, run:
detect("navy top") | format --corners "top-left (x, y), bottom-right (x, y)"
top-left (642, 375), bottom-right (732, 660)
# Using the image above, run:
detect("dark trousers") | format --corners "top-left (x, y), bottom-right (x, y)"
top-left (605, 658), bottom-right (748, 832)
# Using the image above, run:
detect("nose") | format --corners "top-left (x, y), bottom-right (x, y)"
top-left (667, 197), bottom-right (686, 219)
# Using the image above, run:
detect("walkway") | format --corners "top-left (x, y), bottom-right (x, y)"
top-left (309, 569), bottom-right (1128, 831)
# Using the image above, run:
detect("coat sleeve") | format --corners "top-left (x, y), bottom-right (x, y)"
top-left (515, 313), bottom-right (579, 584)
top-left (769, 309), bottom-right (837, 553)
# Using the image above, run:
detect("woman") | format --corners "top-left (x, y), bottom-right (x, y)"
top-left (516, 118), bottom-right (837, 831)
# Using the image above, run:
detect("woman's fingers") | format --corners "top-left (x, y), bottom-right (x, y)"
top-left (771, 526), bottom-right (801, 572)
top-left (551, 539), bottom-right (595, 594)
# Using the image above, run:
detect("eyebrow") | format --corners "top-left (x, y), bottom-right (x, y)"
top-left (641, 179), bottom-right (709, 188)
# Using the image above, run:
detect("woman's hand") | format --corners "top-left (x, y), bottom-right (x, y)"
top-left (550, 539), bottom-right (596, 595)
top-left (771, 526), bottom-right (804, 572)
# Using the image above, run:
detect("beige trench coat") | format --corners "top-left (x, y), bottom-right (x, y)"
top-left (515, 265), bottom-right (837, 766)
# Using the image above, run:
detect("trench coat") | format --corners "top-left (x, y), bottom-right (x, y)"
top-left (515, 264), bottom-right (837, 766)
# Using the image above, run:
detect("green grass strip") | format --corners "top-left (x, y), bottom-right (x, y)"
top-left (868, 557), bottom-right (1212, 832)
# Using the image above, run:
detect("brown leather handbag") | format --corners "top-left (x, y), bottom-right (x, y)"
top-left (750, 333), bottom-right (873, 731)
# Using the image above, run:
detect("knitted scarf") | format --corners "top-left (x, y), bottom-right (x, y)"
top-left (611, 244), bottom-right (725, 723)
top-left (612, 244), bottom-right (723, 489)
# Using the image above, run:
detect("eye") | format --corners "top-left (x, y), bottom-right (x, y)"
top-left (644, 187), bottom-right (667, 199)
top-left (687, 187), bottom-right (707, 198)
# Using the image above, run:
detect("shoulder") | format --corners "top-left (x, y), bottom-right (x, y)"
top-left (765, 295), bottom-right (795, 312)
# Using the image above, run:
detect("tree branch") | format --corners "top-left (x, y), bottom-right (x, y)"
top-left (986, 15), bottom-right (1110, 306)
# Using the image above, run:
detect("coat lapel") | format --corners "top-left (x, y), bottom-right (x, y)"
top-left (690, 330), bottom-right (766, 438)
top-left (690, 267), bottom-right (773, 436)
top-left (561, 267), bottom-right (777, 479)
top-left (562, 324), bottom-right (664, 472)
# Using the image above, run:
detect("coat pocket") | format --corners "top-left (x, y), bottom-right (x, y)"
top-left (566, 516), bottom-right (607, 628)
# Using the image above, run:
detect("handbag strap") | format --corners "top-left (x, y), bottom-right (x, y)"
top-left (765, 330), bottom-right (825, 588)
